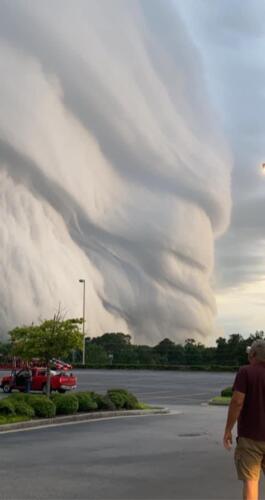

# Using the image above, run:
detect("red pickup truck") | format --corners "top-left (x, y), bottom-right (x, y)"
top-left (0, 367), bottom-right (77, 394)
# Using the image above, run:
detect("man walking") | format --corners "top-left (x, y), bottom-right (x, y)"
top-left (223, 340), bottom-right (265, 500)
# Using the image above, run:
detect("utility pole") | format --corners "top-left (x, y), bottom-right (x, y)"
top-left (79, 279), bottom-right (86, 365)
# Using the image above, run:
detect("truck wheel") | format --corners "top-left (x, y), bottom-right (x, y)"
top-left (58, 389), bottom-right (66, 394)
top-left (2, 384), bottom-right (12, 394)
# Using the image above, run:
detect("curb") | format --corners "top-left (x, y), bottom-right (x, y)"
top-left (0, 408), bottom-right (169, 433)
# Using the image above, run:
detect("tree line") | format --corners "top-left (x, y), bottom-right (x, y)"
top-left (74, 330), bottom-right (265, 368)
top-left (0, 328), bottom-right (264, 369)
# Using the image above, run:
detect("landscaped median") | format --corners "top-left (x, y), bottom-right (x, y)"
top-left (0, 389), bottom-right (168, 432)
top-left (209, 386), bottom-right (232, 406)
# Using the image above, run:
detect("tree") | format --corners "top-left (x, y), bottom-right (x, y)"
top-left (85, 344), bottom-right (109, 365)
top-left (0, 341), bottom-right (12, 361)
top-left (215, 337), bottom-right (228, 365)
top-left (248, 330), bottom-right (264, 341)
top-left (227, 334), bottom-right (246, 365)
top-left (91, 332), bottom-right (132, 360)
top-left (154, 338), bottom-right (175, 352)
top-left (113, 345), bottom-right (140, 365)
top-left (154, 338), bottom-right (177, 365)
top-left (168, 344), bottom-right (185, 365)
top-left (136, 345), bottom-right (159, 366)
top-left (9, 314), bottom-right (83, 396)
top-left (184, 340), bottom-right (202, 365)
top-left (201, 347), bottom-right (215, 365)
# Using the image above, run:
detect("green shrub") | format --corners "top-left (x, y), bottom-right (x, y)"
top-left (88, 392), bottom-right (103, 404)
top-left (28, 396), bottom-right (56, 418)
top-left (209, 397), bottom-right (231, 406)
top-left (221, 387), bottom-right (233, 397)
top-left (50, 393), bottom-right (59, 401)
top-left (13, 400), bottom-right (35, 418)
top-left (189, 365), bottom-right (208, 371)
top-left (0, 399), bottom-right (15, 416)
top-left (123, 392), bottom-right (139, 410)
top-left (50, 393), bottom-right (64, 409)
top-left (86, 392), bottom-right (108, 410)
top-left (210, 365), bottom-right (239, 372)
top-left (107, 389), bottom-right (139, 410)
top-left (9, 393), bottom-right (27, 401)
top-left (106, 389), bottom-right (125, 409)
top-left (10, 393), bottom-right (36, 405)
top-left (75, 392), bottom-right (98, 412)
top-left (52, 394), bottom-right (79, 415)
top-left (91, 393), bottom-right (116, 411)
top-left (73, 363), bottom-right (240, 371)
top-left (0, 415), bottom-right (31, 425)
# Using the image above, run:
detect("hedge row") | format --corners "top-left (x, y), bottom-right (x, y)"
top-left (221, 386), bottom-right (233, 397)
top-left (0, 389), bottom-right (141, 419)
top-left (73, 364), bottom-right (239, 372)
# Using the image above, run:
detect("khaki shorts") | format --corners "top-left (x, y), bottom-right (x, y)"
top-left (235, 437), bottom-right (265, 481)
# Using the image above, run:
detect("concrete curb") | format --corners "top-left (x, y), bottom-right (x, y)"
top-left (0, 408), bottom-right (169, 433)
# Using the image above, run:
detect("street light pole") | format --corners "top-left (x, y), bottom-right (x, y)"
top-left (79, 279), bottom-right (86, 365)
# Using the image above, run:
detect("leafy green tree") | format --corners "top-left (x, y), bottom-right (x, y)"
top-left (227, 334), bottom-right (246, 365)
top-left (154, 339), bottom-right (186, 365)
top-left (201, 347), bottom-right (215, 365)
top-left (113, 345), bottom-right (140, 365)
top-left (154, 338), bottom-right (175, 357)
top-left (9, 315), bottom-right (83, 395)
top-left (248, 330), bottom-right (264, 342)
top-left (91, 332), bottom-right (132, 362)
top-left (0, 341), bottom-right (12, 361)
top-left (136, 345), bottom-right (159, 366)
top-left (184, 339), bottom-right (202, 365)
top-left (85, 344), bottom-right (109, 365)
top-left (168, 344), bottom-right (185, 365)
top-left (215, 337), bottom-right (228, 365)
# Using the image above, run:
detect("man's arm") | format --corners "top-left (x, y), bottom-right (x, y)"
top-left (223, 391), bottom-right (245, 449)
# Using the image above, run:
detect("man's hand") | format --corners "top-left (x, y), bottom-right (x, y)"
top-left (223, 430), bottom-right (232, 450)
top-left (223, 391), bottom-right (245, 451)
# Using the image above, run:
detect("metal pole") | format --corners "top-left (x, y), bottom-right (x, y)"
top-left (79, 279), bottom-right (86, 365)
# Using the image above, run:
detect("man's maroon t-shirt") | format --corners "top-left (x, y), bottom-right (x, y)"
top-left (233, 363), bottom-right (265, 441)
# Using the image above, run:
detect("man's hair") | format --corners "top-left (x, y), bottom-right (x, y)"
top-left (249, 340), bottom-right (265, 362)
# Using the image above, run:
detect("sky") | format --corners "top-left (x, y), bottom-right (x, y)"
top-left (0, 0), bottom-right (263, 345)
top-left (177, 0), bottom-right (265, 338)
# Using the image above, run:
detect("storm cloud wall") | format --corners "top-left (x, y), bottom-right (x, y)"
top-left (0, 0), bottom-right (231, 343)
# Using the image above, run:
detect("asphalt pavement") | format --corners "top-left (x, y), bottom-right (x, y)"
top-left (66, 369), bottom-right (235, 405)
top-left (1, 404), bottom-right (264, 500)
top-left (0, 368), bottom-right (235, 404)
top-left (1, 369), bottom-right (259, 500)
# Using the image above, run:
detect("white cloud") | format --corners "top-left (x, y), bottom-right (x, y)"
top-left (0, 0), bottom-right (231, 343)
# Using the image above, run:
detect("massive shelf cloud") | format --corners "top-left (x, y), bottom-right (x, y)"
top-left (0, 0), bottom-right (231, 343)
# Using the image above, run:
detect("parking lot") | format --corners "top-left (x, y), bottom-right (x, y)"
top-left (1, 369), bottom-right (252, 500)
top-left (61, 368), bottom-right (235, 405)
top-left (0, 368), bottom-right (235, 404)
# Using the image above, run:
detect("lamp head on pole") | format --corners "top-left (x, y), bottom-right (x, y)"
top-left (79, 279), bottom-right (85, 283)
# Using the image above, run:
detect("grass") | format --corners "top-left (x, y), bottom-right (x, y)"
top-left (209, 396), bottom-right (231, 406)
top-left (0, 415), bottom-right (30, 425)
top-left (137, 402), bottom-right (152, 410)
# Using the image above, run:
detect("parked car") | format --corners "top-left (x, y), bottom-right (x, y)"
top-left (0, 367), bottom-right (77, 394)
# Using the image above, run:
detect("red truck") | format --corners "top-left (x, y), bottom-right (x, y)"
top-left (0, 367), bottom-right (77, 394)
